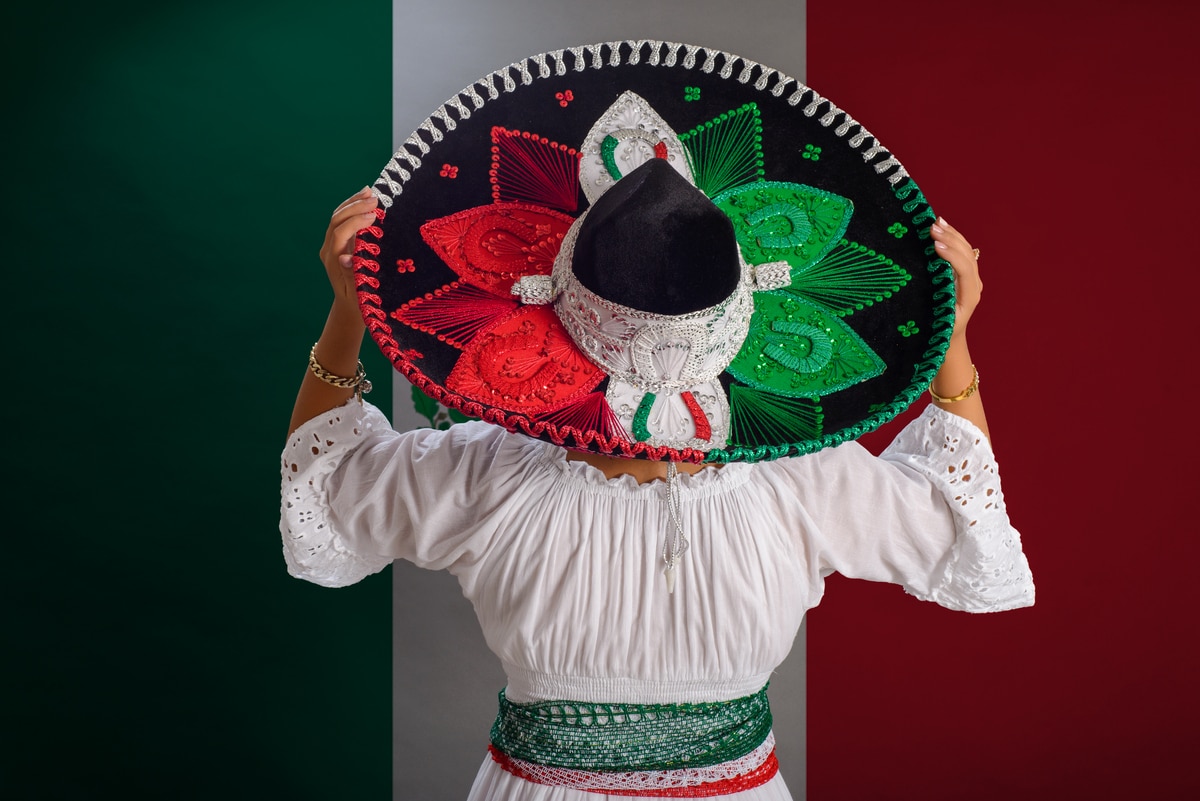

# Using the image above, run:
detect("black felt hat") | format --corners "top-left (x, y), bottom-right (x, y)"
top-left (356, 41), bottom-right (954, 463)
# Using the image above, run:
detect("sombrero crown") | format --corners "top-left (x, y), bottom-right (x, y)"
top-left (358, 41), bottom-right (954, 463)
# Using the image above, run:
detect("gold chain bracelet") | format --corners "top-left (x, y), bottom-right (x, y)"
top-left (929, 364), bottom-right (979, 403)
top-left (309, 342), bottom-right (372, 403)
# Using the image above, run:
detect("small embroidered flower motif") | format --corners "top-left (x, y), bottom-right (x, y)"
top-left (888, 222), bottom-right (908, 238)
top-left (897, 320), bottom-right (919, 337)
top-left (396, 258), bottom-right (416, 273)
top-left (802, 144), bottom-right (821, 161)
top-left (684, 86), bottom-right (701, 102)
top-left (439, 164), bottom-right (458, 179)
top-left (555, 90), bottom-right (574, 107)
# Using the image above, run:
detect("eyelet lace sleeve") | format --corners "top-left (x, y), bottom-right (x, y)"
top-left (280, 400), bottom-right (396, 588)
top-left (881, 405), bottom-right (1035, 613)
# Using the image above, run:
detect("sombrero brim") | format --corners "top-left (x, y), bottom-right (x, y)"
top-left (358, 41), bottom-right (954, 463)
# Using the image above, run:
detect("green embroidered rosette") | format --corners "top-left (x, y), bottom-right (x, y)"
top-left (359, 41), bottom-right (955, 463)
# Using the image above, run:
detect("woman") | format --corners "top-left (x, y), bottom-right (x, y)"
top-left (282, 43), bottom-right (1033, 799)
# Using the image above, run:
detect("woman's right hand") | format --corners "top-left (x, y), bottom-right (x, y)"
top-left (288, 189), bottom-right (379, 437)
top-left (318, 187), bottom-right (379, 311)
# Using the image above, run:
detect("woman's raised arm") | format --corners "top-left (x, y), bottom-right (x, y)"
top-left (928, 217), bottom-right (990, 442)
top-left (287, 188), bottom-right (379, 438)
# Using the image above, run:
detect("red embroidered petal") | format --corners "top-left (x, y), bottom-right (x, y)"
top-left (391, 281), bottom-right (519, 349)
top-left (420, 203), bottom-right (573, 297)
top-left (535, 392), bottom-right (630, 443)
top-left (491, 127), bottom-right (582, 213)
top-left (446, 306), bottom-right (603, 412)
top-left (421, 213), bottom-right (473, 266)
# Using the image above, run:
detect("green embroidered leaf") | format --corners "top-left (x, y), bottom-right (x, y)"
top-left (728, 385), bottom-right (824, 448)
top-left (784, 239), bottom-right (911, 316)
top-left (678, 103), bottom-right (764, 198)
top-left (726, 293), bottom-right (886, 398)
top-left (713, 181), bottom-right (852, 277)
top-left (411, 385), bottom-right (440, 428)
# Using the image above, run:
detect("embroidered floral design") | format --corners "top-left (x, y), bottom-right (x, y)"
top-left (684, 86), bottom-right (701, 101)
top-left (396, 258), bottom-right (415, 274)
top-left (490, 128), bottom-right (581, 212)
top-left (390, 91), bottom-right (913, 455)
top-left (555, 90), bottom-right (574, 107)
top-left (440, 163), bottom-right (459, 179)
top-left (727, 293), bottom-right (885, 398)
top-left (714, 182), bottom-right (850, 274)
top-left (678, 103), bottom-right (765, 197)
top-left (579, 92), bottom-right (694, 204)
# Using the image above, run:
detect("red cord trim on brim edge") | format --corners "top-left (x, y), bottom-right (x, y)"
top-left (486, 744), bottom-right (779, 797)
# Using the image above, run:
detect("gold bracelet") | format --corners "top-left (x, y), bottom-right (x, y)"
top-left (309, 342), bottom-right (372, 402)
top-left (929, 364), bottom-right (979, 403)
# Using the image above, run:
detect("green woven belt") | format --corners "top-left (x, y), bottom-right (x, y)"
top-left (489, 685), bottom-right (772, 772)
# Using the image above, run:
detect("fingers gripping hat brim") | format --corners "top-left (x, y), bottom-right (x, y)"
top-left (359, 41), bottom-right (954, 463)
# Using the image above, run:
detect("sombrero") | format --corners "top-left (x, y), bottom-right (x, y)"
top-left (357, 40), bottom-right (954, 464)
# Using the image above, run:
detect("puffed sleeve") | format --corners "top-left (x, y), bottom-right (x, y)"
top-left (805, 404), bottom-right (1034, 613)
top-left (280, 399), bottom-right (520, 588)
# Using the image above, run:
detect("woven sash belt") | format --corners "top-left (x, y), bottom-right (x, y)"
top-left (487, 685), bottom-right (778, 797)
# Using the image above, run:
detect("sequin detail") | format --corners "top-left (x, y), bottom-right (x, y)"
top-left (727, 292), bottom-right (885, 398)
top-left (713, 181), bottom-right (852, 279)
top-left (445, 306), bottom-right (604, 412)
top-left (632, 391), bottom-right (657, 441)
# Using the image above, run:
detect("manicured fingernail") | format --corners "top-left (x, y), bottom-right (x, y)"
top-left (937, 216), bottom-right (949, 226)
top-left (931, 223), bottom-right (945, 234)
top-left (934, 241), bottom-right (948, 251)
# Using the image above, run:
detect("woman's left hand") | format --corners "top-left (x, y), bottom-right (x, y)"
top-left (927, 216), bottom-right (990, 441)
top-left (929, 216), bottom-right (981, 339)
